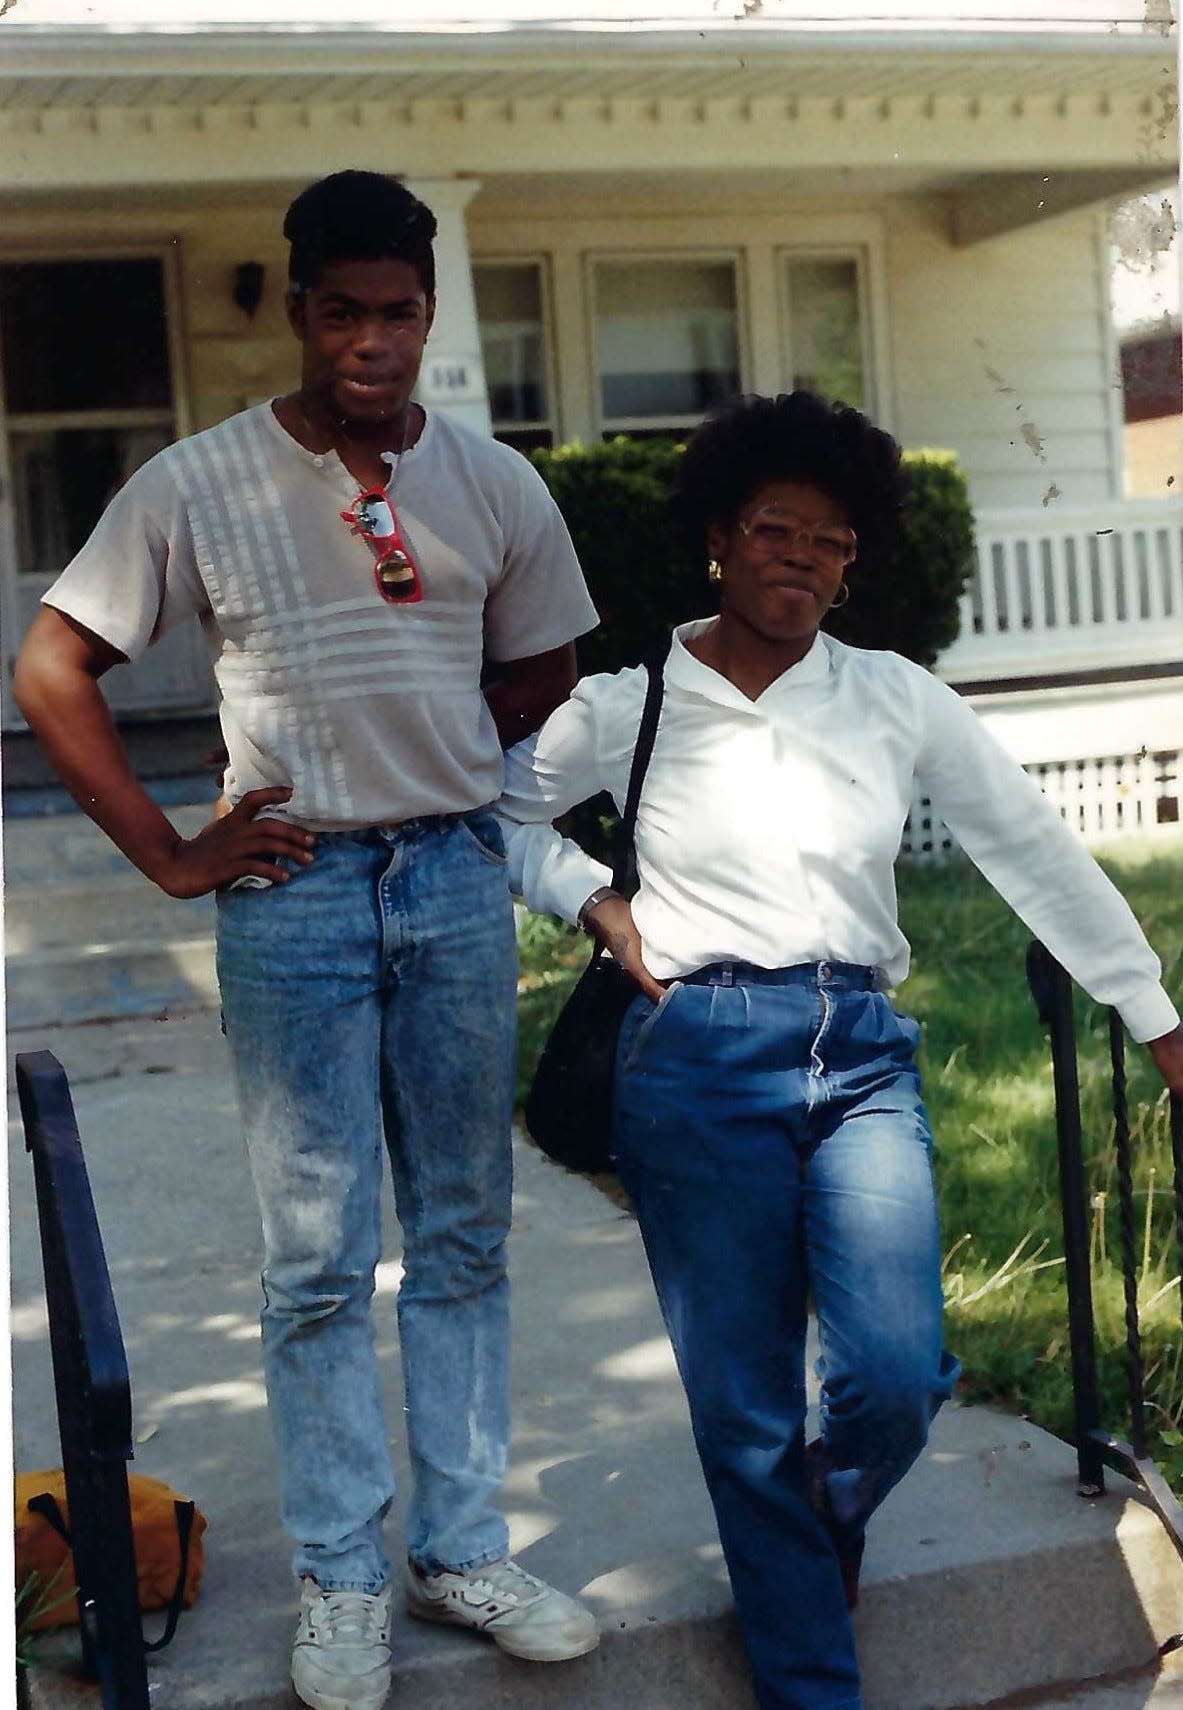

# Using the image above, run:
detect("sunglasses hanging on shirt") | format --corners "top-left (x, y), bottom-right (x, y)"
top-left (340, 489), bottom-right (424, 605)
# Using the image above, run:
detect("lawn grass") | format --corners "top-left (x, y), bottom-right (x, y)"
top-left (515, 836), bottom-right (1183, 1483)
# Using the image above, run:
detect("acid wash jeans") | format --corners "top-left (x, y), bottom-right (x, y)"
top-left (216, 809), bottom-right (518, 1595)
top-left (612, 960), bottom-right (960, 1710)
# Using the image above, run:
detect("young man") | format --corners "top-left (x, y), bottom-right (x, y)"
top-left (14, 170), bottom-right (600, 1710)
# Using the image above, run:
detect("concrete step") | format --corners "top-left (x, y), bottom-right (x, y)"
top-left (1017, 1654), bottom-right (1183, 1710)
top-left (3, 802), bottom-right (213, 887)
top-left (10, 1013), bottom-right (1183, 1710)
top-left (5, 875), bottom-right (215, 955)
top-left (6, 933), bottom-right (218, 1029)
top-left (5, 805), bottom-right (218, 1026)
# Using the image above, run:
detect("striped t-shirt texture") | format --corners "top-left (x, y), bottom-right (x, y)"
top-left (44, 403), bottom-right (598, 829)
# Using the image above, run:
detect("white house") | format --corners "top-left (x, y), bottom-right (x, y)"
top-left (1, 0), bottom-right (1179, 841)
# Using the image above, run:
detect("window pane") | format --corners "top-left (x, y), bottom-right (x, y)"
top-left (474, 263), bottom-right (549, 426)
top-left (11, 424), bottom-right (171, 576)
top-left (785, 258), bottom-right (865, 409)
top-left (601, 426), bottom-right (694, 446)
top-left (494, 427), bottom-right (553, 454)
top-left (597, 260), bottom-right (739, 421)
top-left (0, 259), bottom-right (172, 413)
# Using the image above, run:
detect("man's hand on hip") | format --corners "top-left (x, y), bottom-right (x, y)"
top-left (157, 786), bottom-right (315, 898)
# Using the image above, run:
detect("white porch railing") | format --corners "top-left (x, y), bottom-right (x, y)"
top-left (936, 499), bottom-right (1183, 682)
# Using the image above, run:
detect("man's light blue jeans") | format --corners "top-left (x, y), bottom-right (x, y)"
top-left (216, 811), bottom-right (518, 1594)
top-left (612, 961), bottom-right (959, 1710)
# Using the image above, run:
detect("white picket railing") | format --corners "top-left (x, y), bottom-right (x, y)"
top-left (936, 499), bottom-right (1183, 682)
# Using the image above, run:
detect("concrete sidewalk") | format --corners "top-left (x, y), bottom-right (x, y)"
top-left (6, 800), bottom-right (1183, 1710)
top-left (8, 1004), bottom-right (1183, 1710)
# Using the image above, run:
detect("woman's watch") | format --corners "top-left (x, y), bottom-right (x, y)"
top-left (577, 886), bottom-right (619, 933)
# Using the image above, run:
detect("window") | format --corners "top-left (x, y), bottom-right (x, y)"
top-left (0, 257), bottom-right (176, 577)
top-left (594, 257), bottom-right (741, 437)
top-left (782, 254), bottom-right (869, 412)
top-left (473, 261), bottom-right (555, 452)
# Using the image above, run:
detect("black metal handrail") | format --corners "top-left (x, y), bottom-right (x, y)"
top-left (16, 1049), bottom-right (150, 1710)
top-left (1026, 942), bottom-right (1183, 1558)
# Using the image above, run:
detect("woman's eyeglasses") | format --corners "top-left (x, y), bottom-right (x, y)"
top-left (340, 489), bottom-right (423, 604)
top-left (739, 505), bottom-right (857, 573)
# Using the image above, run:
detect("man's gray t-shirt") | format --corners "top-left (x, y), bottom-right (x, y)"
top-left (44, 403), bottom-right (598, 829)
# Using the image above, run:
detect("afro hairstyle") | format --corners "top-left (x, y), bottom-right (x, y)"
top-left (671, 391), bottom-right (910, 581)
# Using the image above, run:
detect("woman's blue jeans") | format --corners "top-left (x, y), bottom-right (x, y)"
top-left (216, 811), bottom-right (518, 1594)
top-left (612, 961), bottom-right (959, 1710)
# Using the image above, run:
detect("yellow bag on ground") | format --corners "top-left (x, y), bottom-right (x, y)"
top-left (15, 1468), bottom-right (207, 1634)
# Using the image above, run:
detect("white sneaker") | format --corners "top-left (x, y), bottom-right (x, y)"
top-left (404, 1557), bottom-right (599, 1662)
top-left (291, 1578), bottom-right (393, 1710)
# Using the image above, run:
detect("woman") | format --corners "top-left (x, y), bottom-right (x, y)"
top-left (497, 391), bottom-right (1183, 1710)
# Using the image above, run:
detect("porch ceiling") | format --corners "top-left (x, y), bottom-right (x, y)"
top-left (0, 33), bottom-right (1174, 115)
top-left (471, 164), bottom-right (1176, 246)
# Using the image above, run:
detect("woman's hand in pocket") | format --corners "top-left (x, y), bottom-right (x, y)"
top-left (583, 893), bottom-right (667, 1004)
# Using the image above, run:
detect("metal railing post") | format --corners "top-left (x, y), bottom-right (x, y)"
top-left (1171, 1093), bottom-right (1183, 1341)
top-left (1026, 942), bottom-right (1106, 1495)
top-left (16, 1050), bottom-right (150, 1710)
top-left (1027, 944), bottom-right (1183, 1563)
top-left (1109, 1015), bottom-right (1146, 1460)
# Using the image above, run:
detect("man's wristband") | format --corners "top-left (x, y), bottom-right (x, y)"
top-left (577, 886), bottom-right (619, 933)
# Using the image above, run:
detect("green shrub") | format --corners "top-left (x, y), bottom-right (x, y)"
top-left (530, 437), bottom-right (698, 678)
top-left (531, 437), bottom-right (976, 674)
top-left (829, 448), bottom-right (977, 668)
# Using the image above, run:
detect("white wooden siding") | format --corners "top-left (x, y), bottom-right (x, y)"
top-left (886, 199), bottom-right (1119, 509)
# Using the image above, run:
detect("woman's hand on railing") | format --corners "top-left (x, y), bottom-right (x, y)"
top-left (582, 893), bottom-right (668, 1004)
top-left (1146, 1023), bottom-right (1183, 1097)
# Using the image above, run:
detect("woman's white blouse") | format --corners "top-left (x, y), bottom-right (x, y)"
top-left (497, 620), bottom-right (1179, 1043)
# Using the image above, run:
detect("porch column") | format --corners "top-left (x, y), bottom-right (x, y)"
top-left (405, 176), bottom-right (492, 437)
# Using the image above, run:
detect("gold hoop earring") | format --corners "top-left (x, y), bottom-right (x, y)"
top-left (830, 581), bottom-right (850, 609)
top-left (707, 559), bottom-right (723, 583)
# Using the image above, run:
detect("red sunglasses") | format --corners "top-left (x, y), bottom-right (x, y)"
top-left (340, 488), bottom-right (423, 604)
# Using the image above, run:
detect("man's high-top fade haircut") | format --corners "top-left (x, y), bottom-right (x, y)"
top-left (672, 390), bottom-right (910, 582)
top-left (284, 170), bottom-right (438, 299)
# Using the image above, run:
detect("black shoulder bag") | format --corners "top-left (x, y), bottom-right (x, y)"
top-left (523, 640), bottom-right (669, 1174)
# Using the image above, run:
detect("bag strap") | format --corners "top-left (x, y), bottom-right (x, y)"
top-left (27, 1490), bottom-right (72, 1546)
top-left (609, 633), bottom-right (671, 897)
top-left (142, 1499), bottom-right (196, 1653)
top-left (27, 1486), bottom-right (195, 1655)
